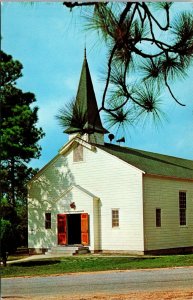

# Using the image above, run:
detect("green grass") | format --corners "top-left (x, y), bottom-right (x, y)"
top-left (1, 254), bottom-right (193, 278)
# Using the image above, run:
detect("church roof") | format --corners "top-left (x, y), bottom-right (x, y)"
top-left (65, 51), bottom-right (108, 134)
top-left (97, 143), bottom-right (193, 180)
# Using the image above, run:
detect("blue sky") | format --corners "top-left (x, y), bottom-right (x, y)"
top-left (2, 2), bottom-right (193, 169)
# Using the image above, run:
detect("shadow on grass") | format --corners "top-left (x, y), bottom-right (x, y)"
top-left (129, 257), bottom-right (156, 261)
top-left (12, 260), bottom-right (61, 267)
top-left (99, 257), bottom-right (157, 262)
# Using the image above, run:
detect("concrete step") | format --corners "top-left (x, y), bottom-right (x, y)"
top-left (52, 246), bottom-right (79, 251)
top-left (74, 249), bottom-right (89, 255)
top-left (45, 246), bottom-right (90, 256)
top-left (74, 246), bottom-right (90, 255)
top-left (45, 251), bottom-right (72, 256)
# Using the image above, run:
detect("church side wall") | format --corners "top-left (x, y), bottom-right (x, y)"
top-left (143, 176), bottom-right (193, 253)
top-left (80, 147), bottom-right (144, 252)
top-left (28, 144), bottom-right (144, 252)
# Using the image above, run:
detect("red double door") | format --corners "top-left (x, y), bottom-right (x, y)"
top-left (57, 213), bottom-right (89, 246)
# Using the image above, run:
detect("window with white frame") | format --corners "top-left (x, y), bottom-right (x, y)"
top-left (73, 144), bottom-right (83, 162)
top-left (179, 191), bottom-right (186, 226)
top-left (112, 209), bottom-right (119, 228)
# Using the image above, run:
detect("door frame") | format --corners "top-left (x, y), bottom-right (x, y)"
top-left (57, 214), bottom-right (67, 245)
top-left (57, 213), bottom-right (89, 246)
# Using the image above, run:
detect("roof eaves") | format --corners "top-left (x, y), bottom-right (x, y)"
top-left (28, 137), bottom-right (79, 185)
top-left (59, 136), bottom-right (95, 155)
top-left (53, 184), bottom-right (99, 202)
top-left (27, 153), bottom-right (61, 186)
top-left (75, 185), bottom-right (99, 198)
top-left (145, 173), bottom-right (193, 181)
top-left (59, 137), bottom-right (77, 155)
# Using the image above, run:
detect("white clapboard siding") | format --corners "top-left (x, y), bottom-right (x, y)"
top-left (28, 142), bottom-right (144, 252)
top-left (143, 176), bottom-right (193, 251)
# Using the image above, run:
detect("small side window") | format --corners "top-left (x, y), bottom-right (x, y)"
top-left (156, 208), bottom-right (161, 227)
top-left (112, 209), bottom-right (119, 228)
top-left (179, 191), bottom-right (186, 226)
top-left (73, 144), bottom-right (83, 162)
top-left (45, 212), bottom-right (51, 229)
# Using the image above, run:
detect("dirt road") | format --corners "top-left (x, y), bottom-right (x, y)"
top-left (2, 268), bottom-right (193, 300)
top-left (3, 290), bottom-right (193, 300)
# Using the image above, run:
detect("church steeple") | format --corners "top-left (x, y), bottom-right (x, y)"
top-left (65, 50), bottom-right (108, 144)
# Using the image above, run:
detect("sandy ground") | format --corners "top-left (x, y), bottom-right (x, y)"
top-left (3, 290), bottom-right (193, 300)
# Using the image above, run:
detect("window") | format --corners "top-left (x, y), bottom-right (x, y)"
top-left (112, 209), bottom-right (119, 228)
top-left (73, 144), bottom-right (83, 162)
top-left (179, 191), bottom-right (186, 226)
top-left (156, 208), bottom-right (161, 227)
top-left (45, 212), bottom-right (51, 229)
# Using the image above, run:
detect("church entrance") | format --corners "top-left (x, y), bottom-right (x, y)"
top-left (57, 213), bottom-right (89, 246)
top-left (67, 214), bottom-right (81, 244)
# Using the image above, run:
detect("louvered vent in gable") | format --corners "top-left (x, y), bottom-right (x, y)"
top-left (73, 144), bottom-right (83, 162)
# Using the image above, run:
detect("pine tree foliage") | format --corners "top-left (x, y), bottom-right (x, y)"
top-left (56, 98), bottom-right (87, 134)
top-left (0, 51), bottom-right (44, 251)
top-left (1, 50), bottom-right (44, 206)
top-left (63, 2), bottom-right (193, 133)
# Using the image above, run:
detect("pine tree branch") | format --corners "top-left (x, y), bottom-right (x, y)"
top-left (63, 2), bottom-right (98, 8)
top-left (164, 74), bottom-right (185, 106)
top-left (101, 3), bottom-right (138, 109)
top-left (118, 2), bottom-right (133, 26)
top-left (101, 44), bottom-right (117, 109)
top-left (63, 1), bottom-right (191, 128)
top-left (132, 46), bottom-right (164, 59)
top-left (140, 38), bottom-right (174, 51)
top-left (141, 3), bottom-right (170, 31)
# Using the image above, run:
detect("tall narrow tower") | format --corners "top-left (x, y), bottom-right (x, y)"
top-left (65, 50), bottom-right (108, 145)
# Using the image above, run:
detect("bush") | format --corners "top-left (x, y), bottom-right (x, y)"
top-left (0, 218), bottom-right (18, 256)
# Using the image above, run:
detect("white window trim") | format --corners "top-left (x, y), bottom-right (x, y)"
top-left (112, 208), bottom-right (120, 229)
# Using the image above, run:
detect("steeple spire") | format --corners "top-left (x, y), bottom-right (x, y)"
top-left (65, 50), bottom-right (108, 140)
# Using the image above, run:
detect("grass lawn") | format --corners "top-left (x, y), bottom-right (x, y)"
top-left (1, 254), bottom-right (193, 278)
